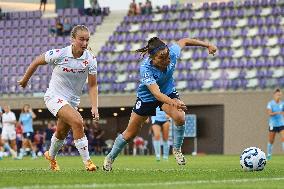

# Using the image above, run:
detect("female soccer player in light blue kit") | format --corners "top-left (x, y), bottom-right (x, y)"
top-left (103, 37), bottom-right (217, 171)
top-left (151, 106), bottom-right (170, 161)
top-left (19, 104), bottom-right (37, 159)
top-left (266, 88), bottom-right (284, 160)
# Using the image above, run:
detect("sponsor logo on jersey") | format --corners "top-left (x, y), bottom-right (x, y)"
top-left (62, 67), bottom-right (86, 73)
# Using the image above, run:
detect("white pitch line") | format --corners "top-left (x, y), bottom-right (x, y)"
top-left (1, 177), bottom-right (284, 189)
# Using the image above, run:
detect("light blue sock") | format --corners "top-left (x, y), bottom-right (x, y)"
top-left (162, 140), bottom-right (169, 159)
top-left (153, 140), bottom-right (161, 159)
top-left (31, 151), bottom-right (36, 158)
top-left (282, 142), bottom-right (284, 151)
top-left (173, 125), bottom-right (185, 149)
top-left (107, 134), bottom-right (127, 160)
top-left (3, 143), bottom-right (11, 151)
top-left (18, 148), bottom-right (25, 159)
top-left (267, 143), bottom-right (273, 156)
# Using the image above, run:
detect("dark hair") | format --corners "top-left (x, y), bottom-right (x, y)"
top-left (136, 37), bottom-right (166, 58)
top-left (71, 25), bottom-right (89, 38)
top-left (274, 88), bottom-right (281, 94)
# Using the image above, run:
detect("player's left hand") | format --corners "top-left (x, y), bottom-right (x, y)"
top-left (91, 107), bottom-right (99, 122)
top-left (173, 98), bottom-right (187, 111)
top-left (208, 44), bottom-right (217, 56)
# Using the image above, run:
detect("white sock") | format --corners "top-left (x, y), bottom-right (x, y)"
top-left (74, 136), bottom-right (90, 163)
top-left (10, 149), bottom-right (17, 158)
top-left (49, 134), bottom-right (64, 159)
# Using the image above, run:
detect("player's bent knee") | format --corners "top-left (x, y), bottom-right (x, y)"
top-left (174, 115), bottom-right (185, 126)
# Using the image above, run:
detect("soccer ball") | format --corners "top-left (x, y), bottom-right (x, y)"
top-left (240, 147), bottom-right (266, 171)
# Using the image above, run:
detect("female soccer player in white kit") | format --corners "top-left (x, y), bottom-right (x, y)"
top-left (18, 25), bottom-right (99, 171)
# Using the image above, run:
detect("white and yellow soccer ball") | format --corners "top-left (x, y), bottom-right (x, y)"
top-left (240, 147), bottom-right (266, 171)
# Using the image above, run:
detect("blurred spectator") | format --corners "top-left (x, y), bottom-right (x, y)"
top-left (19, 104), bottom-right (37, 159)
top-left (15, 122), bottom-right (23, 155)
top-left (0, 7), bottom-right (8, 20)
top-left (49, 18), bottom-right (63, 36)
top-left (0, 7), bottom-right (3, 19)
top-left (92, 122), bottom-right (105, 155)
top-left (145, 0), bottom-right (152, 15)
top-left (39, 0), bottom-right (47, 12)
top-left (0, 106), bottom-right (3, 160)
top-left (128, 0), bottom-right (137, 16)
top-left (91, 0), bottom-right (101, 16)
top-left (138, 2), bottom-right (145, 15)
top-left (34, 130), bottom-right (44, 154)
top-left (43, 122), bottom-right (55, 151)
top-left (133, 136), bottom-right (145, 155)
top-left (63, 18), bottom-right (72, 36)
top-left (1, 105), bottom-right (17, 159)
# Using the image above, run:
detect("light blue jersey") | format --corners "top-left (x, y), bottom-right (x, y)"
top-left (267, 100), bottom-right (284, 127)
top-left (19, 113), bottom-right (34, 133)
top-left (137, 43), bottom-right (181, 102)
top-left (151, 107), bottom-right (168, 123)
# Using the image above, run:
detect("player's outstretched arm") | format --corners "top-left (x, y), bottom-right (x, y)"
top-left (147, 84), bottom-right (187, 111)
top-left (88, 74), bottom-right (99, 121)
top-left (177, 38), bottom-right (217, 55)
top-left (18, 54), bottom-right (47, 88)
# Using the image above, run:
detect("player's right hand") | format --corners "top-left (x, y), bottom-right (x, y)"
top-left (17, 79), bottom-right (28, 88)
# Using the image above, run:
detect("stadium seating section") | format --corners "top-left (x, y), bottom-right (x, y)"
top-left (0, 8), bottom-right (105, 94)
top-left (0, 0), bottom-right (283, 95)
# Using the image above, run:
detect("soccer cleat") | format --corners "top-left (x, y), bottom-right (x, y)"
top-left (85, 159), bottom-right (97, 171)
top-left (267, 154), bottom-right (272, 160)
top-left (44, 151), bottom-right (60, 171)
top-left (103, 156), bottom-right (113, 171)
top-left (173, 148), bottom-right (186, 165)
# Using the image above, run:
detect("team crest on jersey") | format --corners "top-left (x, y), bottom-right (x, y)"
top-left (82, 60), bottom-right (89, 67)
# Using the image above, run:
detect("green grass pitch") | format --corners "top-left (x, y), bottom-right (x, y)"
top-left (0, 155), bottom-right (284, 189)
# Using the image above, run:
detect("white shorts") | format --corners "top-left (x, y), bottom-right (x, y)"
top-left (44, 93), bottom-right (77, 117)
top-left (1, 127), bottom-right (16, 141)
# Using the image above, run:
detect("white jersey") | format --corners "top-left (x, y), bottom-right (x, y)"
top-left (2, 111), bottom-right (16, 130)
top-left (44, 45), bottom-right (97, 106)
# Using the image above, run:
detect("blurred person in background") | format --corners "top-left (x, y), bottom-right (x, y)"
top-left (0, 106), bottom-right (3, 160)
top-left (15, 122), bottom-right (23, 157)
top-left (266, 88), bottom-right (284, 160)
top-left (39, 0), bottom-right (47, 12)
top-left (19, 104), bottom-right (37, 159)
top-left (43, 121), bottom-right (55, 152)
top-left (34, 130), bottom-right (44, 155)
top-left (92, 122), bottom-right (105, 155)
top-left (151, 107), bottom-right (170, 161)
top-left (63, 18), bottom-right (72, 36)
top-left (1, 105), bottom-right (17, 159)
